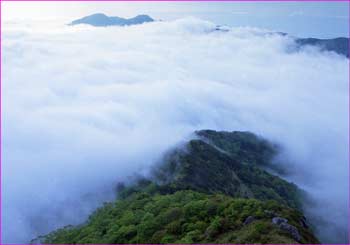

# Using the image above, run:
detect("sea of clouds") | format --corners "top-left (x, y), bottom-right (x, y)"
top-left (2, 17), bottom-right (349, 243)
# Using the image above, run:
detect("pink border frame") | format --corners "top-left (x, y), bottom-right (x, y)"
top-left (0, 0), bottom-right (349, 244)
top-left (0, 0), bottom-right (348, 2)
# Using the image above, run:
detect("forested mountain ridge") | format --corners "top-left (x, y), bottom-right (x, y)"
top-left (35, 130), bottom-right (319, 244)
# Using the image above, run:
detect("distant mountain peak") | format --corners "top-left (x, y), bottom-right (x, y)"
top-left (135, 14), bottom-right (151, 18)
top-left (70, 13), bottom-right (154, 27)
top-left (90, 13), bottom-right (107, 17)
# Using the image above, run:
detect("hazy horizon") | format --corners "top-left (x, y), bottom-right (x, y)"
top-left (2, 1), bottom-right (349, 38)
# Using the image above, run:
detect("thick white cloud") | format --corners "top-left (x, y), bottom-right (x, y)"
top-left (2, 18), bottom-right (348, 243)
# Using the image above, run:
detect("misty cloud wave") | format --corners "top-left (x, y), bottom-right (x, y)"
top-left (2, 18), bottom-right (348, 243)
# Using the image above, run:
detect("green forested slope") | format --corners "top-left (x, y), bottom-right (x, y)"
top-left (37, 130), bottom-right (319, 244)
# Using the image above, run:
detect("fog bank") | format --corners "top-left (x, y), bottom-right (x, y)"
top-left (2, 18), bottom-right (348, 243)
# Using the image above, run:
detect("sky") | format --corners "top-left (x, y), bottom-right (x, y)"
top-left (2, 1), bottom-right (349, 38)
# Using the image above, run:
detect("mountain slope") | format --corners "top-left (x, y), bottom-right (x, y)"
top-left (36, 130), bottom-right (319, 244)
top-left (152, 135), bottom-right (301, 209)
top-left (70, 13), bottom-right (154, 27)
top-left (38, 191), bottom-right (318, 244)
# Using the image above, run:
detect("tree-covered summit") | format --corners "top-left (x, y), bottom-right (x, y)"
top-left (151, 130), bottom-right (301, 209)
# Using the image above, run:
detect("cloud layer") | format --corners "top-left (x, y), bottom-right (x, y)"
top-left (2, 18), bottom-right (349, 243)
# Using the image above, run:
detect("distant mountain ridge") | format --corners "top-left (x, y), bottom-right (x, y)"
top-left (295, 37), bottom-right (349, 58)
top-left (70, 13), bottom-right (154, 26)
top-left (70, 13), bottom-right (349, 58)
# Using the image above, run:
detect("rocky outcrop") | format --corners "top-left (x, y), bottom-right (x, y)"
top-left (272, 217), bottom-right (288, 225)
top-left (243, 216), bottom-right (256, 225)
top-left (272, 216), bottom-right (301, 242)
